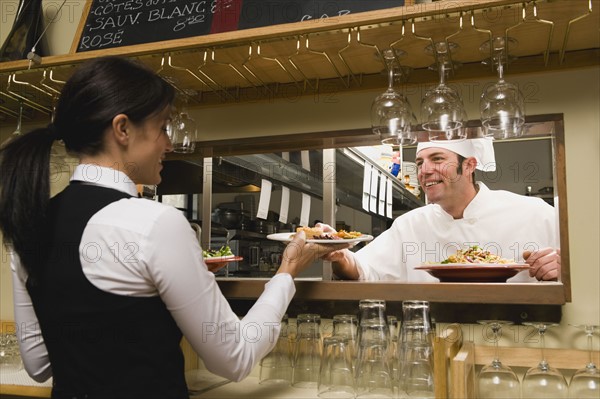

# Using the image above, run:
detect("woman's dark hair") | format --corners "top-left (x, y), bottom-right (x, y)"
top-left (0, 56), bottom-right (175, 280)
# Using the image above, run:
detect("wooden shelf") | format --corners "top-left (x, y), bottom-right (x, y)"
top-left (0, 0), bottom-right (598, 121)
top-left (218, 279), bottom-right (567, 322)
top-left (0, 385), bottom-right (51, 398)
top-left (217, 279), bottom-right (567, 304)
top-left (451, 342), bottom-right (600, 398)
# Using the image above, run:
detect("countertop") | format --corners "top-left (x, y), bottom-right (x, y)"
top-left (187, 367), bottom-right (318, 399)
top-left (190, 377), bottom-right (317, 399)
top-left (0, 368), bottom-right (313, 399)
top-left (0, 368), bottom-right (52, 398)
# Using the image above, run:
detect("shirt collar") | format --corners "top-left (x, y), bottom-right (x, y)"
top-left (70, 164), bottom-right (139, 197)
top-left (431, 182), bottom-right (490, 220)
top-left (462, 182), bottom-right (490, 218)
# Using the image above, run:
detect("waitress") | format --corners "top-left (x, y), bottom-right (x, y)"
top-left (0, 56), bottom-right (347, 399)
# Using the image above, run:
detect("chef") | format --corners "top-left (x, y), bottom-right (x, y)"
top-left (322, 138), bottom-right (560, 282)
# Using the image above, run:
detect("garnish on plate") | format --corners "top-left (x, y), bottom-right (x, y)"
top-left (203, 245), bottom-right (234, 258)
top-left (294, 226), bottom-right (363, 240)
top-left (336, 230), bottom-right (363, 239)
top-left (441, 245), bottom-right (514, 264)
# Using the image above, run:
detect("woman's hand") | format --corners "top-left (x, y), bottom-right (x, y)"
top-left (206, 261), bottom-right (228, 273)
top-left (276, 231), bottom-right (351, 278)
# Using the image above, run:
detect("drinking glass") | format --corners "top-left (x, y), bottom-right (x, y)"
top-left (568, 324), bottom-right (599, 399)
top-left (522, 322), bottom-right (568, 398)
top-left (371, 49), bottom-right (417, 146)
top-left (332, 314), bottom-right (358, 368)
top-left (355, 320), bottom-right (394, 398)
top-left (479, 37), bottom-right (525, 140)
top-left (356, 299), bottom-right (390, 351)
top-left (259, 314), bottom-right (292, 385)
top-left (355, 299), bottom-right (394, 398)
top-left (292, 313), bottom-right (322, 388)
top-left (357, 300), bottom-right (388, 325)
top-left (0, 332), bottom-right (23, 373)
top-left (476, 320), bottom-right (520, 398)
top-left (318, 336), bottom-right (356, 398)
top-left (397, 300), bottom-right (435, 399)
top-left (421, 42), bottom-right (467, 142)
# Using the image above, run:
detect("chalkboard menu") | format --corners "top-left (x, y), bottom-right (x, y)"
top-left (238, 1), bottom-right (405, 30)
top-left (74, 0), bottom-right (405, 53)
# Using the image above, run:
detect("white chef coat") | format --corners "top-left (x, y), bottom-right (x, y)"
top-left (11, 164), bottom-right (294, 383)
top-left (353, 182), bottom-right (558, 282)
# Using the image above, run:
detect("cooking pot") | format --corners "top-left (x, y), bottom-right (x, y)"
top-left (212, 208), bottom-right (243, 229)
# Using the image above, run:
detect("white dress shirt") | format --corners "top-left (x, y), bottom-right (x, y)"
top-left (11, 164), bottom-right (295, 382)
top-left (353, 182), bottom-right (558, 282)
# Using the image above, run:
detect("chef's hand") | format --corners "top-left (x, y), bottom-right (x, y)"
top-left (277, 231), bottom-right (351, 278)
top-left (314, 223), bottom-right (349, 262)
top-left (523, 247), bottom-right (560, 281)
top-left (314, 223), bottom-right (360, 280)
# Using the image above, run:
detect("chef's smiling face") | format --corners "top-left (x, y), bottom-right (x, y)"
top-left (416, 147), bottom-right (476, 213)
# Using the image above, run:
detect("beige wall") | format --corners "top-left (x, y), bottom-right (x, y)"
top-left (187, 69), bottom-right (600, 351)
top-left (1, 1), bottom-right (598, 353)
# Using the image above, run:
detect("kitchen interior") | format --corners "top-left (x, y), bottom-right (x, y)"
top-left (157, 146), bottom-right (423, 278)
top-left (156, 134), bottom-right (554, 279)
top-left (0, 0), bottom-right (599, 398)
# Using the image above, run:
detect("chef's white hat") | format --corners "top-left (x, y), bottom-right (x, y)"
top-left (416, 138), bottom-right (496, 171)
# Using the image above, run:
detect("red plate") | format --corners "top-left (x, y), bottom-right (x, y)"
top-left (204, 256), bottom-right (243, 264)
top-left (415, 264), bottom-right (530, 282)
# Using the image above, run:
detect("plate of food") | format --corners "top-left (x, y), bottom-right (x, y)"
top-left (202, 246), bottom-right (243, 264)
top-left (415, 245), bottom-right (530, 282)
top-left (267, 227), bottom-right (373, 244)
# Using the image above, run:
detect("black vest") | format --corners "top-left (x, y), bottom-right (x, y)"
top-left (27, 183), bottom-right (188, 399)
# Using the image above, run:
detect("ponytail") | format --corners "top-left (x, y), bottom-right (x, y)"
top-left (0, 127), bottom-right (56, 281)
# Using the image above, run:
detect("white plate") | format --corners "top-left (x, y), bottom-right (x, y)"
top-left (267, 232), bottom-right (374, 244)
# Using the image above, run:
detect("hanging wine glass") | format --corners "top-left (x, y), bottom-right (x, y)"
top-left (568, 324), bottom-right (599, 399)
top-left (479, 37), bottom-right (525, 140)
top-left (371, 49), bottom-right (417, 146)
top-left (170, 96), bottom-right (197, 154)
top-left (476, 320), bottom-right (521, 398)
top-left (49, 94), bottom-right (67, 161)
top-left (421, 42), bottom-right (467, 142)
top-left (166, 110), bottom-right (179, 143)
top-left (12, 101), bottom-right (23, 136)
top-left (522, 322), bottom-right (568, 399)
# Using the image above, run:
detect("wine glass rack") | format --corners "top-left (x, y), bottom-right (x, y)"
top-left (0, 0), bottom-right (597, 124)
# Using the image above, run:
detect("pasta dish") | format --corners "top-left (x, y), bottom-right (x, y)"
top-left (442, 245), bottom-right (514, 264)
